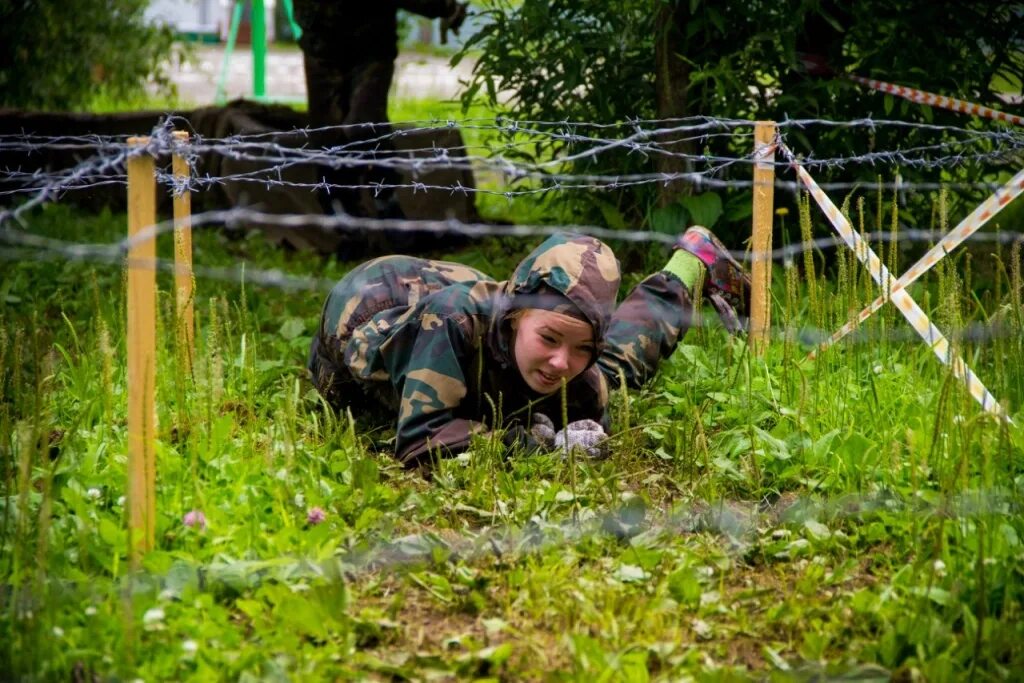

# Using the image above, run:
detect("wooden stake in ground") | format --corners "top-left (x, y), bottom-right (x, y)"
top-left (750, 121), bottom-right (776, 355)
top-left (172, 131), bottom-right (195, 375)
top-left (126, 137), bottom-right (157, 563)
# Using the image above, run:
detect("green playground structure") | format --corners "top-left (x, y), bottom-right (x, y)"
top-left (215, 0), bottom-right (303, 104)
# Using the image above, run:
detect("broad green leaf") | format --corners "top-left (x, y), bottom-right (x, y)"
top-left (614, 563), bottom-right (650, 583)
top-left (274, 594), bottom-right (330, 639)
top-left (649, 202), bottom-right (690, 235)
top-left (804, 519), bottom-right (831, 540)
top-left (98, 517), bottom-right (123, 546)
top-left (477, 642), bottom-right (512, 665)
top-left (667, 567), bottom-right (703, 606)
top-left (593, 197), bottom-right (628, 230)
top-left (278, 317), bottom-right (305, 341)
top-left (679, 192), bottom-right (723, 228)
top-left (912, 586), bottom-right (952, 606)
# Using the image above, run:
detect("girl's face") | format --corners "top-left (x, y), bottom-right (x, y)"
top-left (511, 308), bottom-right (595, 394)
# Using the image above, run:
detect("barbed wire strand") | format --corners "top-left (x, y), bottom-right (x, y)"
top-left (15, 485), bottom-right (1016, 598)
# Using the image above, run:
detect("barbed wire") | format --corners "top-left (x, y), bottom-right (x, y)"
top-left (18, 485), bottom-right (1016, 598)
top-left (1, 115), bottom-right (1021, 340)
top-left (3, 209), bottom-right (1022, 347)
top-left (2, 115), bottom-right (1022, 217)
top-left (4, 112), bottom-right (1019, 144)
top-left (4, 121), bottom-right (1021, 168)
top-left (3, 115), bottom-right (1021, 600)
top-left (2, 166), bottom-right (1015, 198)
top-left (5, 204), bottom-right (1023, 263)
top-left (338, 484), bottom-right (1023, 573)
top-left (3, 115), bottom-right (1022, 168)
top-left (4, 158), bottom-right (1022, 207)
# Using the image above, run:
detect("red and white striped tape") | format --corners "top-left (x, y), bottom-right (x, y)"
top-left (820, 167), bottom-right (1024, 350)
top-left (780, 144), bottom-right (1011, 423)
top-left (847, 74), bottom-right (1024, 127)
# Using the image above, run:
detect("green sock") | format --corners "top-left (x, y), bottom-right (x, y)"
top-left (662, 249), bottom-right (705, 293)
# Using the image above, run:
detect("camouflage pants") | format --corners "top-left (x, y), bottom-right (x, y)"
top-left (308, 255), bottom-right (491, 417)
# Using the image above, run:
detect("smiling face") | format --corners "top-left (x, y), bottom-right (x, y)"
top-left (511, 308), bottom-right (595, 394)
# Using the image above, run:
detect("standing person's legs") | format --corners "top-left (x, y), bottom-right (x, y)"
top-left (344, 60), bottom-right (406, 220)
top-left (302, 51), bottom-right (366, 218)
top-left (303, 51), bottom-right (349, 127)
top-left (344, 60), bottom-right (393, 130)
top-left (345, 60), bottom-right (469, 255)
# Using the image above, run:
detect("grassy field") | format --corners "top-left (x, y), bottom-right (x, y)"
top-left (1, 96), bottom-right (1023, 680)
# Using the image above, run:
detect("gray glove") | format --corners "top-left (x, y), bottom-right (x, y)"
top-left (554, 419), bottom-right (608, 459)
top-left (529, 413), bottom-right (556, 448)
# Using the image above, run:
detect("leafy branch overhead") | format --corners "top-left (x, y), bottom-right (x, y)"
top-left (457, 0), bottom-right (1024, 239)
top-left (0, 0), bottom-right (180, 111)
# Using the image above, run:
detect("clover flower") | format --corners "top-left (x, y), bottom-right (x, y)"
top-left (306, 506), bottom-right (326, 526)
top-left (182, 509), bottom-right (207, 531)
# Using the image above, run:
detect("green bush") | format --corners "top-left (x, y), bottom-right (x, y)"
top-left (0, 0), bottom-right (179, 111)
top-left (456, 0), bottom-right (1024, 243)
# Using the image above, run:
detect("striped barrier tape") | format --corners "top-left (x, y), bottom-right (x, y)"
top-left (780, 143), bottom-right (1011, 423)
top-left (818, 167), bottom-right (1024, 351)
top-left (847, 74), bottom-right (1024, 127)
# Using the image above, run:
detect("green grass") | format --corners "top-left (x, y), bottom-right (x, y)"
top-left (83, 88), bottom-right (192, 114)
top-left (1, 189), bottom-right (1022, 680)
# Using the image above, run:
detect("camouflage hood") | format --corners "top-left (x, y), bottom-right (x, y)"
top-left (489, 233), bottom-right (621, 368)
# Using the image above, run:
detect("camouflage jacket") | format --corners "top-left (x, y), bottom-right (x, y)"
top-left (293, 0), bottom-right (459, 62)
top-left (315, 233), bottom-right (694, 465)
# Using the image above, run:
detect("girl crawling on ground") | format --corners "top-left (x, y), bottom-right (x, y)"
top-left (308, 228), bottom-right (749, 466)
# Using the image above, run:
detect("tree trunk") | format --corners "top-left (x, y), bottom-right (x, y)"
top-left (653, 1), bottom-right (692, 207)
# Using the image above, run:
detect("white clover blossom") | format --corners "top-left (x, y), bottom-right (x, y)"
top-left (142, 607), bottom-right (165, 625)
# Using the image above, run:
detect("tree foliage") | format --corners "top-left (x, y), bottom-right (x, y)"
top-left (0, 0), bottom-right (178, 111)
top-left (457, 0), bottom-right (1024, 239)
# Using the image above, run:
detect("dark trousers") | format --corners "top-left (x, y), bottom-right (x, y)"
top-left (303, 54), bottom-right (402, 218)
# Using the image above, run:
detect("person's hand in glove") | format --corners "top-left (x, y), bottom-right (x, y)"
top-left (530, 413), bottom-right (556, 448)
top-left (500, 413), bottom-right (558, 455)
top-left (554, 419), bottom-right (609, 459)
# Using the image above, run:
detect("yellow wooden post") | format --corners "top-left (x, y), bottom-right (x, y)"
top-left (750, 121), bottom-right (776, 355)
top-left (172, 131), bottom-right (194, 375)
top-left (126, 137), bottom-right (157, 563)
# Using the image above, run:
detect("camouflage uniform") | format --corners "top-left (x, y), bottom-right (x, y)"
top-left (309, 234), bottom-right (695, 466)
